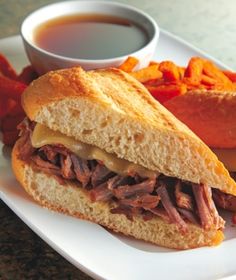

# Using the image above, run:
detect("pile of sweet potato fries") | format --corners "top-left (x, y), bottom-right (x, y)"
top-left (1, 53), bottom-right (236, 147)
top-left (119, 56), bottom-right (236, 103)
top-left (0, 54), bottom-right (38, 146)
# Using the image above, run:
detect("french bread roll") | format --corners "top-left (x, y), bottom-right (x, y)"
top-left (22, 67), bottom-right (236, 195)
top-left (11, 66), bottom-right (236, 249)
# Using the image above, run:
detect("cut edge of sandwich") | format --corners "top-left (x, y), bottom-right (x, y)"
top-left (12, 140), bottom-right (224, 250)
top-left (21, 66), bottom-right (236, 196)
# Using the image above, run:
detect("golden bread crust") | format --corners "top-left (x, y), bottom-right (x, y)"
top-left (21, 67), bottom-right (236, 195)
top-left (12, 139), bottom-right (223, 249)
top-left (164, 90), bottom-right (236, 148)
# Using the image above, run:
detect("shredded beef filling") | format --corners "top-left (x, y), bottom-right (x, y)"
top-left (213, 189), bottom-right (236, 212)
top-left (18, 119), bottom-right (230, 232)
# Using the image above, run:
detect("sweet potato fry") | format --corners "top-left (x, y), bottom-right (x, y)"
top-left (143, 78), bottom-right (165, 87)
top-left (118, 57), bottom-right (139, 72)
top-left (1, 114), bottom-right (25, 132)
top-left (184, 57), bottom-right (204, 86)
top-left (213, 83), bottom-right (235, 91)
top-left (0, 96), bottom-right (16, 118)
top-left (18, 65), bottom-right (38, 85)
top-left (0, 54), bottom-right (27, 146)
top-left (0, 97), bottom-right (11, 118)
top-left (222, 71), bottom-right (236, 83)
top-left (178, 67), bottom-right (185, 80)
top-left (203, 60), bottom-right (234, 89)
top-left (149, 61), bottom-right (159, 66)
top-left (8, 101), bottom-right (24, 116)
top-left (0, 53), bottom-right (18, 80)
top-left (146, 83), bottom-right (187, 104)
top-left (159, 61), bottom-right (179, 82)
top-left (0, 76), bottom-right (26, 100)
top-left (130, 65), bottom-right (162, 83)
top-left (2, 130), bottom-right (19, 147)
top-left (201, 75), bottom-right (217, 86)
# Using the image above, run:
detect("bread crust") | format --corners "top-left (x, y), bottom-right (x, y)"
top-left (12, 140), bottom-right (224, 250)
top-left (21, 67), bottom-right (236, 195)
top-left (164, 90), bottom-right (236, 148)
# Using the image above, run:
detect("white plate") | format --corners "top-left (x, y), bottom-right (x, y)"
top-left (1, 31), bottom-right (236, 280)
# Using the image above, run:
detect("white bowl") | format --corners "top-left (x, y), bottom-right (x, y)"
top-left (21, 1), bottom-right (159, 74)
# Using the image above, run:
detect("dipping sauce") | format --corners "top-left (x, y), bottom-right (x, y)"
top-left (34, 14), bottom-right (150, 60)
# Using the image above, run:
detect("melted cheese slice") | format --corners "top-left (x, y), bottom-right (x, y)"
top-left (31, 124), bottom-right (158, 178)
top-left (212, 148), bottom-right (236, 171)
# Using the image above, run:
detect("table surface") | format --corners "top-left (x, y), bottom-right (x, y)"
top-left (0, 0), bottom-right (236, 279)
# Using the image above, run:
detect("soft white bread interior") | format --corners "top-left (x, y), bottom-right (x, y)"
top-left (22, 67), bottom-right (236, 195)
top-left (164, 90), bottom-right (236, 149)
top-left (12, 140), bottom-right (224, 249)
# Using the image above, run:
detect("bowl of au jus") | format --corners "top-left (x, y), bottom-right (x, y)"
top-left (21, 1), bottom-right (159, 74)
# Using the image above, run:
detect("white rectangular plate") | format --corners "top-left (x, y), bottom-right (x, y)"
top-left (1, 30), bottom-right (236, 280)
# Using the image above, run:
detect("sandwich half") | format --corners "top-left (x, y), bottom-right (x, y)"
top-left (12, 67), bottom-right (236, 249)
top-left (165, 90), bottom-right (236, 211)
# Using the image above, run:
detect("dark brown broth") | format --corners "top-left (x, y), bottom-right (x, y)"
top-left (34, 14), bottom-right (150, 60)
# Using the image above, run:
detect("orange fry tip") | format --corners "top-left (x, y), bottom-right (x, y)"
top-left (146, 83), bottom-right (187, 103)
top-left (130, 65), bottom-right (162, 83)
top-left (118, 56), bottom-right (139, 72)
top-left (159, 61), bottom-right (180, 82)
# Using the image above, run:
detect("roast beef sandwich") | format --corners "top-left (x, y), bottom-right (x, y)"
top-left (12, 67), bottom-right (236, 249)
top-left (165, 90), bottom-right (236, 211)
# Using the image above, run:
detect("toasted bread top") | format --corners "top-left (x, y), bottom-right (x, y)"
top-left (22, 67), bottom-right (236, 195)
